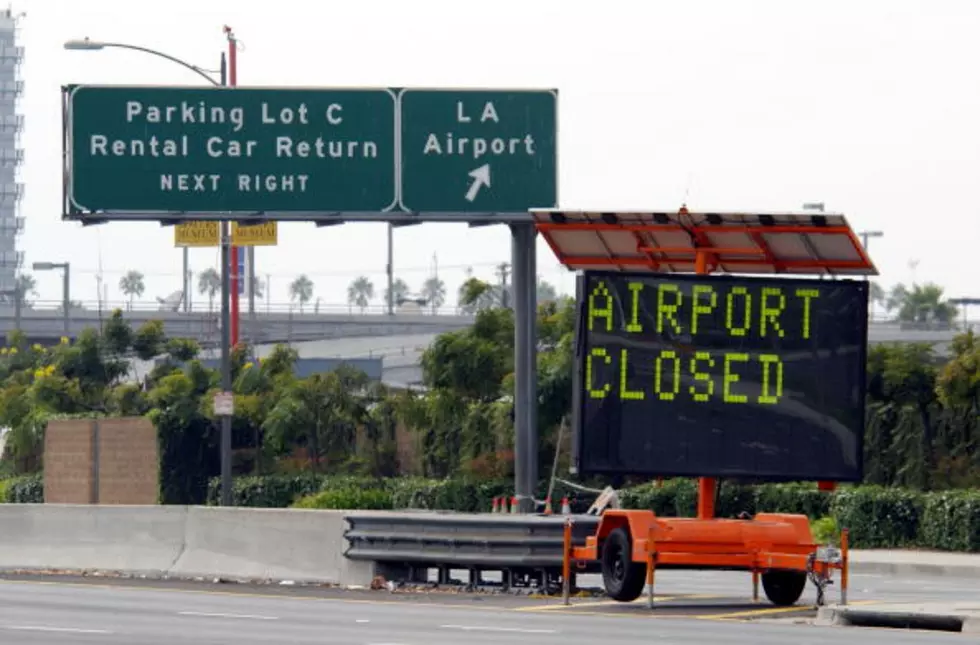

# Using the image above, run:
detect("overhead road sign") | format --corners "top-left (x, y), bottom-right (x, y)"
top-left (531, 209), bottom-right (879, 277)
top-left (63, 85), bottom-right (557, 224)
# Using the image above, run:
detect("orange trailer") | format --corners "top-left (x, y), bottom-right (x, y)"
top-left (534, 206), bottom-right (875, 606)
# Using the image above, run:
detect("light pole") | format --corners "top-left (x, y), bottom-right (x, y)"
top-left (33, 262), bottom-right (70, 337)
top-left (857, 229), bottom-right (884, 253)
top-left (64, 36), bottom-right (235, 507)
top-left (63, 38), bottom-right (220, 317)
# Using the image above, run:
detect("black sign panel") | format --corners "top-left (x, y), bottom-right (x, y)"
top-left (572, 271), bottom-right (869, 482)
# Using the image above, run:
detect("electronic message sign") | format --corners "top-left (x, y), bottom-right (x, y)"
top-left (572, 271), bottom-right (869, 482)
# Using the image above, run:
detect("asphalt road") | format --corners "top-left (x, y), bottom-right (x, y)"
top-left (0, 572), bottom-right (969, 645)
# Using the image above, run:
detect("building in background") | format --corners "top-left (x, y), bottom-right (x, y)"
top-left (0, 8), bottom-right (23, 297)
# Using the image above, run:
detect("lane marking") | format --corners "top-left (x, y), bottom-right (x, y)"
top-left (515, 593), bottom-right (725, 611)
top-left (356, 619), bottom-right (371, 623)
top-left (694, 599), bottom-right (883, 621)
top-left (440, 624), bottom-right (558, 634)
top-left (178, 611), bottom-right (278, 620)
top-left (3, 625), bottom-right (112, 634)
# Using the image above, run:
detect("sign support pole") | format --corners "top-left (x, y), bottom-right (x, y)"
top-left (694, 248), bottom-right (717, 520)
top-left (511, 222), bottom-right (538, 512)
top-left (227, 28), bottom-right (240, 348)
top-left (217, 46), bottom-right (233, 508)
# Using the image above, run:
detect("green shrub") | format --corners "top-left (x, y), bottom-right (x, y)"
top-left (918, 490), bottom-right (980, 552)
top-left (755, 482), bottom-right (832, 518)
top-left (811, 516), bottom-right (839, 545)
top-left (831, 485), bottom-right (924, 549)
top-left (293, 487), bottom-right (393, 510)
top-left (4, 474), bottom-right (43, 503)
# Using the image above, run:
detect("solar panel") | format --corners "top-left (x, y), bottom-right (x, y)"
top-left (531, 208), bottom-right (878, 277)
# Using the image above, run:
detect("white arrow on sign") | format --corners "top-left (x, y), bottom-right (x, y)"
top-left (464, 164), bottom-right (491, 202)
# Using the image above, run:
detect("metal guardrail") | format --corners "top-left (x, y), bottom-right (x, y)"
top-left (13, 299), bottom-right (476, 317)
top-left (344, 512), bottom-right (600, 574)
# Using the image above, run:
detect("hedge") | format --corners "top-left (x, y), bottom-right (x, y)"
top-left (0, 474), bottom-right (43, 503)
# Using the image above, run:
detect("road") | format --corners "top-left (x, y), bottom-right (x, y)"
top-left (0, 570), bottom-right (969, 644)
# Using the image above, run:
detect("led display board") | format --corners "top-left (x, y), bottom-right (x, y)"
top-left (572, 271), bottom-right (869, 481)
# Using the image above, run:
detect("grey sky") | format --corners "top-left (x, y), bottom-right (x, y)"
top-left (17, 0), bottom-right (980, 308)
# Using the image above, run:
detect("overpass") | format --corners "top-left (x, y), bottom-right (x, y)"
top-left (1, 299), bottom-right (973, 358)
top-left (0, 301), bottom-right (475, 346)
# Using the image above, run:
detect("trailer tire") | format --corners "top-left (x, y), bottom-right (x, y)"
top-left (761, 570), bottom-right (806, 606)
top-left (601, 527), bottom-right (646, 602)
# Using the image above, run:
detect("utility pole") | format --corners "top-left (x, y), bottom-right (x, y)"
top-left (496, 262), bottom-right (511, 308)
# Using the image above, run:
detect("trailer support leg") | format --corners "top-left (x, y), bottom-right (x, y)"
top-left (646, 550), bottom-right (657, 609)
top-left (752, 570), bottom-right (759, 603)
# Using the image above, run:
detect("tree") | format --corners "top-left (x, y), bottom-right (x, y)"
top-left (119, 270), bottom-right (146, 311)
top-left (11, 273), bottom-right (35, 308)
top-left (421, 276), bottom-right (446, 314)
top-left (537, 278), bottom-right (559, 304)
top-left (886, 282), bottom-right (958, 326)
top-left (382, 278), bottom-right (410, 308)
top-left (249, 276), bottom-right (265, 301)
top-left (197, 268), bottom-right (221, 313)
top-left (346, 276), bottom-right (374, 313)
top-left (458, 277), bottom-right (503, 313)
top-left (289, 275), bottom-right (314, 312)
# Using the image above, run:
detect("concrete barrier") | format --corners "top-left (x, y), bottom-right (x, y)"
top-left (173, 506), bottom-right (373, 584)
top-left (0, 504), bottom-right (376, 586)
top-left (0, 504), bottom-right (187, 575)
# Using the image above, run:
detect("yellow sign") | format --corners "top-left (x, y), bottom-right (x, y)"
top-left (232, 221), bottom-right (278, 247)
top-left (173, 221), bottom-right (278, 247)
top-left (174, 221), bottom-right (219, 247)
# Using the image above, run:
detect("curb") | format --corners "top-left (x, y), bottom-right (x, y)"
top-left (816, 607), bottom-right (980, 634)
top-left (848, 560), bottom-right (980, 579)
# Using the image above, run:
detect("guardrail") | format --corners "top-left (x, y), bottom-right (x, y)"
top-left (344, 512), bottom-right (600, 587)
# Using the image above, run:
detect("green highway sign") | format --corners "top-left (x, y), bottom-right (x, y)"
top-left (66, 86), bottom-right (397, 214)
top-left (63, 85), bottom-right (558, 220)
top-left (399, 90), bottom-right (557, 212)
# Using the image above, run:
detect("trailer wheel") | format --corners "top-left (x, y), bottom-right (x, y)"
top-left (761, 570), bottom-right (807, 606)
top-left (601, 527), bottom-right (647, 602)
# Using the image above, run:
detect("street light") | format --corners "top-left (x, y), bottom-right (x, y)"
top-left (857, 230), bottom-right (884, 251)
top-left (32, 262), bottom-right (70, 336)
top-left (64, 37), bottom-right (220, 316)
top-left (64, 36), bottom-right (234, 507)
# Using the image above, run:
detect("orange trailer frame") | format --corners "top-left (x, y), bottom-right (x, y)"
top-left (535, 206), bottom-right (876, 607)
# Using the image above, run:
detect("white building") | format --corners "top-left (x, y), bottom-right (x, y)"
top-left (0, 8), bottom-right (23, 297)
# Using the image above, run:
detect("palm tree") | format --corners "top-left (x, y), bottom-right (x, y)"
top-left (421, 276), bottom-right (446, 314)
top-left (382, 278), bottom-right (410, 308)
top-left (249, 276), bottom-right (264, 301)
top-left (289, 274), bottom-right (314, 312)
top-left (12, 273), bottom-right (35, 307)
top-left (347, 276), bottom-right (375, 313)
top-left (197, 268), bottom-right (221, 313)
top-left (119, 270), bottom-right (145, 311)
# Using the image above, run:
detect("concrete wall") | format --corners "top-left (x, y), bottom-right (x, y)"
top-left (0, 504), bottom-right (376, 586)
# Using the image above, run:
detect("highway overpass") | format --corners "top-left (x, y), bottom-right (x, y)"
top-left (1, 299), bottom-right (973, 361)
top-left (0, 304), bottom-right (474, 346)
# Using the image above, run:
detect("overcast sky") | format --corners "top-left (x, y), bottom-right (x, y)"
top-left (16, 0), bottom-right (980, 311)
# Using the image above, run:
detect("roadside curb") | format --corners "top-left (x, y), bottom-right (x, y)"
top-left (848, 559), bottom-right (980, 579)
top-left (816, 606), bottom-right (980, 634)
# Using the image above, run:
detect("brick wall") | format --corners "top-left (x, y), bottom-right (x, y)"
top-left (44, 417), bottom-right (159, 505)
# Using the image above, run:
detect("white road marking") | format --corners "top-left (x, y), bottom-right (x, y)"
top-left (178, 611), bottom-right (278, 620)
top-left (440, 624), bottom-right (558, 634)
top-left (356, 619), bottom-right (371, 623)
top-left (3, 625), bottom-right (112, 634)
